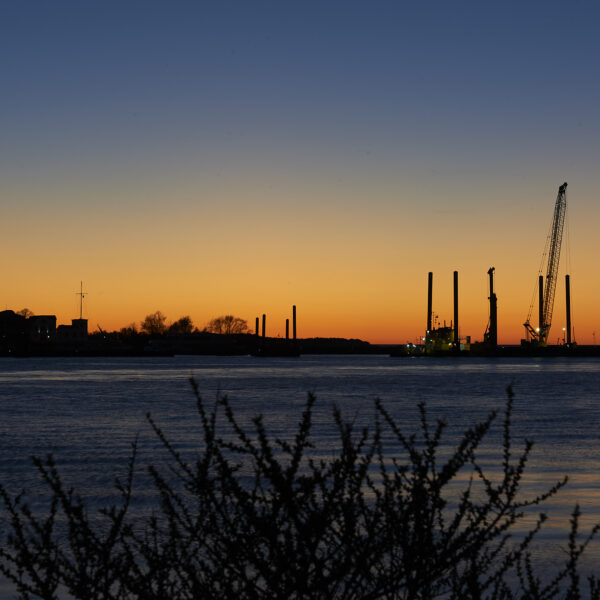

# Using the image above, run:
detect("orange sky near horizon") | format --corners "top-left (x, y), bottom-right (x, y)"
top-left (2, 177), bottom-right (596, 345)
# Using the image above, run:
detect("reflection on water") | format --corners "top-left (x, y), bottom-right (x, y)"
top-left (1, 355), bottom-right (599, 589)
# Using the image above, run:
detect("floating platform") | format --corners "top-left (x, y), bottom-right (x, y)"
top-left (390, 344), bottom-right (600, 358)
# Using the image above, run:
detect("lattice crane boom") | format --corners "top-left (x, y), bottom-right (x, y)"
top-left (541, 182), bottom-right (567, 344)
top-left (524, 182), bottom-right (567, 346)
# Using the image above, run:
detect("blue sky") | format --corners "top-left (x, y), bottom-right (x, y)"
top-left (4, 1), bottom-right (598, 177)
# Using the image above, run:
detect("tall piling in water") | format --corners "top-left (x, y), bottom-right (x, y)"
top-left (255, 317), bottom-right (259, 337)
top-left (262, 314), bottom-right (266, 338)
top-left (566, 274), bottom-right (572, 345)
top-left (286, 319), bottom-right (289, 340)
top-left (427, 272), bottom-right (433, 332)
top-left (487, 267), bottom-right (498, 348)
top-left (538, 275), bottom-right (544, 336)
top-left (293, 305), bottom-right (297, 340)
top-left (453, 271), bottom-right (459, 349)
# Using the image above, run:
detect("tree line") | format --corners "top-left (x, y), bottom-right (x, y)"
top-left (116, 312), bottom-right (250, 337)
top-left (10, 309), bottom-right (251, 338)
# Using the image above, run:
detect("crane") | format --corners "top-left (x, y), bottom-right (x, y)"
top-left (483, 267), bottom-right (498, 348)
top-left (523, 182), bottom-right (568, 346)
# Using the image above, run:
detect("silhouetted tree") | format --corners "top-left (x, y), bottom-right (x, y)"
top-left (16, 308), bottom-right (34, 318)
top-left (205, 315), bottom-right (249, 335)
top-left (168, 316), bottom-right (194, 335)
top-left (140, 311), bottom-right (167, 335)
top-left (119, 323), bottom-right (139, 337)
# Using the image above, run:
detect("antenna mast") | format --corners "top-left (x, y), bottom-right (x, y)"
top-left (77, 281), bottom-right (87, 320)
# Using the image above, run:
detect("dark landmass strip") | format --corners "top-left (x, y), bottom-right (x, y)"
top-left (390, 343), bottom-right (600, 358)
top-left (102, 333), bottom-right (384, 357)
top-left (0, 324), bottom-right (385, 358)
top-left (3, 309), bottom-right (599, 358)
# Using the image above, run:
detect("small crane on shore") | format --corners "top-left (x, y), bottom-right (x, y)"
top-left (523, 182), bottom-right (568, 346)
top-left (483, 267), bottom-right (497, 348)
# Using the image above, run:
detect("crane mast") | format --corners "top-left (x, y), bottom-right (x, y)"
top-left (523, 182), bottom-right (567, 346)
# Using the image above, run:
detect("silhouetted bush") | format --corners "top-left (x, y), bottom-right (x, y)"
top-left (1, 384), bottom-right (598, 599)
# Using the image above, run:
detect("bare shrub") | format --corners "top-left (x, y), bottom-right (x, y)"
top-left (1, 384), bottom-right (598, 599)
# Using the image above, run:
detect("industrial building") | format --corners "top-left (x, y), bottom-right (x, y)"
top-left (0, 310), bottom-right (87, 356)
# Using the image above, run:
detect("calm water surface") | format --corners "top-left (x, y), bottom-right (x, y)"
top-left (1, 354), bottom-right (599, 594)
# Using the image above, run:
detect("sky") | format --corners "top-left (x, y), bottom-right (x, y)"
top-left (2, 1), bottom-right (600, 344)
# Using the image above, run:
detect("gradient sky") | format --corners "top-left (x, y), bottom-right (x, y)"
top-left (2, 1), bottom-right (599, 343)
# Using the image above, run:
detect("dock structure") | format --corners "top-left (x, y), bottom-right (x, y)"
top-left (484, 267), bottom-right (498, 348)
top-left (453, 271), bottom-right (459, 352)
top-left (293, 305), bottom-right (297, 340)
top-left (566, 274), bottom-right (572, 345)
top-left (424, 271), bottom-right (461, 354)
top-left (427, 272), bottom-right (433, 333)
